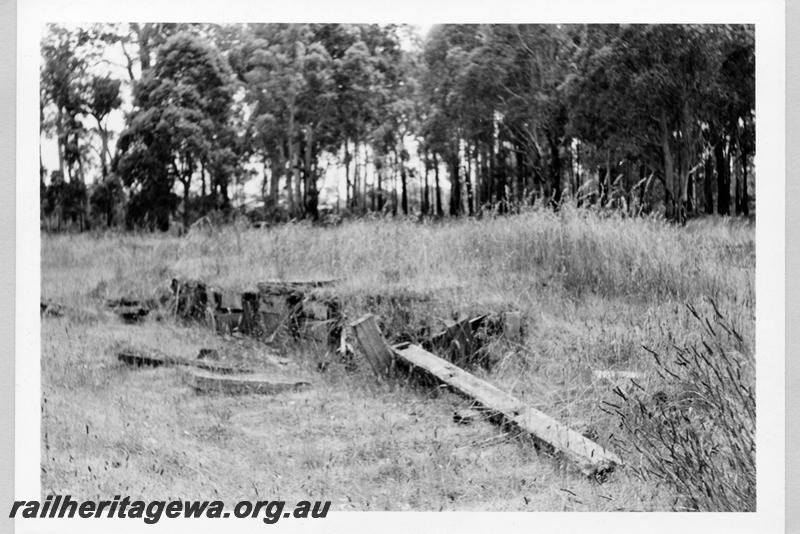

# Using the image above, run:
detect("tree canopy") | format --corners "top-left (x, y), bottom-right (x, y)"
top-left (39, 23), bottom-right (755, 231)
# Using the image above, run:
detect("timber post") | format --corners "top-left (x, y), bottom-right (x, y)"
top-left (350, 313), bottom-right (395, 378)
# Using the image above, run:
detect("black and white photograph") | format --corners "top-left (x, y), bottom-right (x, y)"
top-left (14, 0), bottom-right (788, 530)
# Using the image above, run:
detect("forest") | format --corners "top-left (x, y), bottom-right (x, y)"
top-left (39, 23), bottom-right (755, 231)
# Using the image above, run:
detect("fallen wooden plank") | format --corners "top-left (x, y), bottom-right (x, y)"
top-left (185, 369), bottom-right (311, 395)
top-left (116, 347), bottom-right (252, 375)
top-left (392, 343), bottom-right (622, 476)
top-left (350, 314), bottom-right (394, 378)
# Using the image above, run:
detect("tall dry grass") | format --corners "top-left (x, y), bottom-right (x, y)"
top-left (40, 206), bottom-right (755, 510)
top-left (43, 206), bottom-right (754, 311)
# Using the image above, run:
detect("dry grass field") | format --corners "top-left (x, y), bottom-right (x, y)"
top-left (40, 206), bottom-right (755, 511)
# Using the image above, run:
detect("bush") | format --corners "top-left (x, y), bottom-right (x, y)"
top-left (609, 302), bottom-right (755, 511)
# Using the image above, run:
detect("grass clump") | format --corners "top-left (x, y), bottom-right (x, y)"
top-left (610, 302), bottom-right (755, 511)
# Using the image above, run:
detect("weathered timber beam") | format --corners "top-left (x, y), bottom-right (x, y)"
top-left (186, 369), bottom-right (311, 395)
top-left (116, 346), bottom-right (251, 375)
top-left (350, 314), bottom-right (394, 378)
top-left (392, 343), bottom-right (622, 476)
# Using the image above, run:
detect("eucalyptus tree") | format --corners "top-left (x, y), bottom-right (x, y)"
top-left (40, 25), bottom-right (92, 184)
top-left (115, 31), bottom-right (236, 230)
top-left (420, 24), bottom-right (484, 216)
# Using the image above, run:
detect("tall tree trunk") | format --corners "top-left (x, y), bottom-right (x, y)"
top-left (600, 147), bottom-right (611, 207)
top-left (576, 141), bottom-right (583, 207)
top-left (465, 145), bottom-right (474, 215)
top-left (269, 156), bottom-right (281, 210)
top-left (400, 160), bottom-right (408, 215)
top-left (661, 127), bottom-right (675, 220)
top-left (513, 144), bottom-right (522, 204)
top-left (392, 154), bottom-right (398, 216)
top-left (220, 182), bottom-right (229, 211)
top-left (344, 140), bottom-right (351, 210)
top-left (285, 140), bottom-right (295, 216)
top-left (741, 154), bottom-right (750, 216)
top-left (292, 141), bottom-right (302, 217)
top-left (261, 157), bottom-right (268, 205)
top-left (449, 154), bottom-right (461, 217)
top-left (704, 155), bottom-right (714, 215)
top-left (714, 138), bottom-right (730, 216)
top-left (353, 141), bottom-right (361, 211)
top-left (494, 148), bottom-right (505, 212)
top-left (96, 122), bottom-right (109, 179)
top-left (549, 137), bottom-right (562, 209)
top-left (376, 158), bottom-right (382, 212)
top-left (351, 141), bottom-right (358, 210)
top-left (568, 143), bottom-right (575, 200)
top-left (131, 23), bottom-right (153, 72)
top-left (304, 128), bottom-right (318, 219)
top-left (422, 151), bottom-right (430, 215)
top-left (433, 152), bottom-right (443, 217)
top-left (180, 161), bottom-right (191, 230)
top-left (676, 151), bottom-right (688, 225)
top-left (39, 149), bottom-right (45, 190)
top-left (638, 163), bottom-right (647, 213)
top-left (56, 108), bottom-right (65, 177)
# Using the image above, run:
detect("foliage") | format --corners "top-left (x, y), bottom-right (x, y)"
top-left (40, 23), bottom-right (755, 231)
top-left (609, 303), bottom-right (755, 511)
top-left (114, 30), bottom-right (236, 230)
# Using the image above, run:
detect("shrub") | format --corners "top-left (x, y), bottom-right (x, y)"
top-left (609, 302), bottom-right (755, 511)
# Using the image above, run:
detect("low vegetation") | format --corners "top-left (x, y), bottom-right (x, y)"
top-left (41, 207), bottom-right (755, 511)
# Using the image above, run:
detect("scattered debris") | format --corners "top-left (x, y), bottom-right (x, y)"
top-left (105, 297), bottom-right (162, 324)
top-left (116, 345), bottom-right (251, 375)
top-left (425, 313), bottom-right (509, 369)
top-left (391, 342), bottom-right (622, 477)
top-left (453, 408), bottom-right (484, 425)
top-left (171, 279), bottom-right (211, 322)
top-left (427, 316), bottom-right (488, 367)
top-left (41, 299), bottom-right (65, 318)
top-left (214, 308), bottom-right (243, 334)
top-left (337, 329), bottom-right (358, 371)
top-left (169, 278), bottom-right (344, 342)
top-left (93, 275), bottom-right (621, 478)
top-left (117, 306), bottom-right (150, 323)
top-left (106, 297), bottom-right (158, 309)
top-left (185, 369), bottom-right (311, 395)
